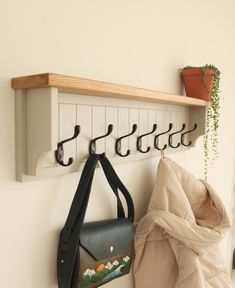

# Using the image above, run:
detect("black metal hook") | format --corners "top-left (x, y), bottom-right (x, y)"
top-left (181, 123), bottom-right (197, 146)
top-left (137, 124), bottom-right (157, 153)
top-left (154, 123), bottom-right (173, 150)
top-left (168, 123), bottom-right (186, 148)
top-left (115, 124), bottom-right (137, 157)
top-left (55, 125), bottom-right (81, 167)
top-left (89, 124), bottom-right (113, 154)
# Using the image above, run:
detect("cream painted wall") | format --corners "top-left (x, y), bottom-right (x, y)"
top-left (0, 0), bottom-right (235, 287)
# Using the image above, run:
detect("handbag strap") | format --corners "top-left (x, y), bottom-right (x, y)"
top-left (99, 154), bottom-right (134, 221)
top-left (58, 153), bottom-right (134, 288)
top-left (62, 154), bottom-right (100, 242)
top-left (58, 154), bottom-right (100, 288)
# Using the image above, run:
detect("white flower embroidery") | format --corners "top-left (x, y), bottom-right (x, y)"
top-left (83, 268), bottom-right (96, 276)
top-left (91, 269), bottom-right (96, 275)
top-left (105, 261), bottom-right (113, 270)
top-left (84, 269), bottom-right (92, 276)
top-left (112, 260), bottom-right (119, 266)
top-left (123, 256), bottom-right (130, 263)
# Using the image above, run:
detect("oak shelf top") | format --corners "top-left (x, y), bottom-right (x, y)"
top-left (11, 73), bottom-right (210, 107)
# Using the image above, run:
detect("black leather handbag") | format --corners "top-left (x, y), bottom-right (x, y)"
top-left (57, 153), bottom-right (135, 288)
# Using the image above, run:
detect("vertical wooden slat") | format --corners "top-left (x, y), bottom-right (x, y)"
top-left (139, 109), bottom-right (148, 151)
top-left (156, 110), bottom-right (164, 149)
top-left (76, 105), bottom-right (92, 161)
top-left (106, 107), bottom-right (118, 157)
top-left (129, 108), bottom-right (139, 153)
top-left (147, 110), bottom-right (156, 152)
top-left (92, 106), bottom-right (106, 154)
top-left (118, 108), bottom-right (129, 155)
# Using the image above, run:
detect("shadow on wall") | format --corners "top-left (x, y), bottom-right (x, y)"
top-left (132, 157), bottom-right (158, 222)
top-left (232, 135), bottom-right (235, 286)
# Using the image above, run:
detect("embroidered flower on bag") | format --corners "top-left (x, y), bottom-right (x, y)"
top-left (112, 260), bottom-right (119, 266)
top-left (123, 256), bottom-right (130, 262)
top-left (105, 261), bottom-right (113, 270)
top-left (83, 269), bottom-right (92, 276)
top-left (83, 268), bottom-right (96, 276)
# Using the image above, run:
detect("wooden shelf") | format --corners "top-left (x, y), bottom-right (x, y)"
top-left (12, 73), bottom-right (210, 107)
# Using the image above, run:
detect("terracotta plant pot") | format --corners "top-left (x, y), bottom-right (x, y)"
top-left (181, 67), bottom-right (214, 101)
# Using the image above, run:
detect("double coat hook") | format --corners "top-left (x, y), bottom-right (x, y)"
top-left (181, 124), bottom-right (197, 146)
top-left (168, 123), bottom-right (186, 148)
top-left (55, 125), bottom-right (81, 167)
top-left (115, 124), bottom-right (137, 157)
top-left (137, 124), bottom-right (157, 153)
top-left (154, 123), bottom-right (173, 150)
top-left (89, 124), bottom-right (113, 154)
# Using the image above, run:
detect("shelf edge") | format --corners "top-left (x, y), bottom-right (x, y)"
top-left (12, 73), bottom-right (211, 107)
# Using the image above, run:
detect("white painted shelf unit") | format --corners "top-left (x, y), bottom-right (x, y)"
top-left (12, 73), bottom-right (210, 181)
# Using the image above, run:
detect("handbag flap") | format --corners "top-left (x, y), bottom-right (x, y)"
top-left (79, 218), bottom-right (134, 261)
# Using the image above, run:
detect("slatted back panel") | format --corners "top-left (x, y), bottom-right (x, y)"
top-left (58, 93), bottom-right (189, 166)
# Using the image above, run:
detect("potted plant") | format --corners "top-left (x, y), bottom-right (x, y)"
top-left (180, 64), bottom-right (221, 179)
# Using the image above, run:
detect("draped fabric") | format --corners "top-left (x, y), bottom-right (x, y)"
top-left (134, 157), bottom-right (232, 288)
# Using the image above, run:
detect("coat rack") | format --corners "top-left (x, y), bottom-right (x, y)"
top-left (12, 73), bottom-right (210, 181)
